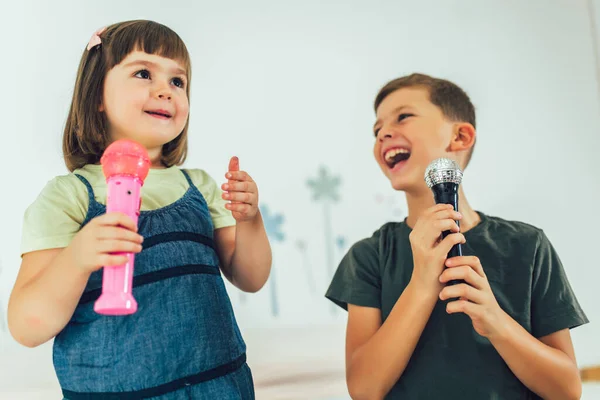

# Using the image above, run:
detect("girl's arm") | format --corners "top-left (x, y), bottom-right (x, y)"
top-left (8, 247), bottom-right (90, 347)
top-left (214, 157), bottom-right (272, 293)
top-left (8, 212), bottom-right (143, 347)
top-left (214, 214), bottom-right (271, 293)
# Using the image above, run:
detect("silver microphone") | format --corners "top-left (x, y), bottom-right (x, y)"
top-left (425, 157), bottom-right (464, 285)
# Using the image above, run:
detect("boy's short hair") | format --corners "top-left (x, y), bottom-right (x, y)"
top-left (63, 20), bottom-right (191, 172)
top-left (374, 73), bottom-right (477, 167)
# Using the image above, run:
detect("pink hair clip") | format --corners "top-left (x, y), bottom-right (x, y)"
top-left (87, 26), bottom-right (107, 51)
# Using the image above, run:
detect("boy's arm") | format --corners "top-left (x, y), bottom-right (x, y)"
top-left (490, 318), bottom-right (581, 400)
top-left (336, 204), bottom-right (465, 400)
top-left (345, 281), bottom-right (438, 400)
top-left (214, 214), bottom-right (272, 293)
top-left (439, 256), bottom-right (582, 400)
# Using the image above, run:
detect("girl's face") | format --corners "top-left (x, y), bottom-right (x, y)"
top-left (101, 50), bottom-right (189, 165)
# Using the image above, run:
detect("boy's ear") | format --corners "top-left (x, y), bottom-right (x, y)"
top-left (449, 123), bottom-right (476, 152)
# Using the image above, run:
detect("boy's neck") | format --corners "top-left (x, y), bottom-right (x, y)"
top-left (404, 186), bottom-right (481, 233)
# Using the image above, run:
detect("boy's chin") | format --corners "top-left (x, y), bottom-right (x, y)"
top-left (388, 174), bottom-right (425, 193)
top-left (390, 180), bottom-right (412, 192)
top-left (389, 175), bottom-right (409, 190)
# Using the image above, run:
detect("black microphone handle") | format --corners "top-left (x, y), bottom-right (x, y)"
top-left (431, 182), bottom-right (463, 286)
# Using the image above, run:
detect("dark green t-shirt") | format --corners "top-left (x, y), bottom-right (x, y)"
top-left (325, 211), bottom-right (588, 400)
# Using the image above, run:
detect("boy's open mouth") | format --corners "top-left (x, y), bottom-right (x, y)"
top-left (384, 148), bottom-right (411, 168)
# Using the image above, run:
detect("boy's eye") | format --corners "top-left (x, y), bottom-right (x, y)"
top-left (373, 113), bottom-right (414, 137)
top-left (172, 77), bottom-right (185, 88)
top-left (135, 69), bottom-right (151, 79)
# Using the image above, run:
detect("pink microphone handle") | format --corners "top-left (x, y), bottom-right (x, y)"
top-left (94, 175), bottom-right (142, 315)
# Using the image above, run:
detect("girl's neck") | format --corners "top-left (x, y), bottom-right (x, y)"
top-left (404, 186), bottom-right (480, 233)
top-left (148, 147), bottom-right (165, 168)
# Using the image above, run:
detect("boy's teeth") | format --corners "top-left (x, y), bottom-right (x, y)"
top-left (385, 148), bottom-right (409, 161)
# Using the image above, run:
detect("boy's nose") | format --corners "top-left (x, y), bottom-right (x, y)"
top-left (379, 131), bottom-right (394, 141)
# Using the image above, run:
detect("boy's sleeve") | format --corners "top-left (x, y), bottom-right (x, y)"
top-left (325, 232), bottom-right (381, 311)
top-left (20, 176), bottom-right (88, 255)
top-left (189, 169), bottom-right (236, 229)
top-left (530, 230), bottom-right (589, 338)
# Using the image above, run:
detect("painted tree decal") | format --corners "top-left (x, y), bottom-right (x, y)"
top-left (307, 166), bottom-right (342, 314)
top-left (295, 240), bottom-right (316, 294)
top-left (260, 204), bottom-right (285, 317)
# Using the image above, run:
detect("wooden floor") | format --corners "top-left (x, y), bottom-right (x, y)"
top-left (582, 366), bottom-right (600, 382)
top-left (0, 324), bottom-right (598, 399)
top-left (1, 370), bottom-right (599, 399)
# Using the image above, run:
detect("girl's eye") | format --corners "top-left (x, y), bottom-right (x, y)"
top-left (135, 70), bottom-right (150, 79)
top-left (172, 77), bottom-right (185, 88)
top-left (373, 128), bottom-right (380, 138)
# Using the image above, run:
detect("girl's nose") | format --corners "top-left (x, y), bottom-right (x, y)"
top-left (153, 85), bottom-right (172, 100)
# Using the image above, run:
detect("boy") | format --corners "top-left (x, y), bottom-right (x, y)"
top-left (325, 73), bottom-right (588, 400)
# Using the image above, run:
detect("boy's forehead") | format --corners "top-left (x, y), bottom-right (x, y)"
top-left (376, 87), bottom-right (430, 119)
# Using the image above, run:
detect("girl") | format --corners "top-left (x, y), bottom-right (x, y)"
top-left (8, 20), bottom-right (271, 399)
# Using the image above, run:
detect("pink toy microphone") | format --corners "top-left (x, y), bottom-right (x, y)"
top-left (94, 139), bottom-right (150, 315)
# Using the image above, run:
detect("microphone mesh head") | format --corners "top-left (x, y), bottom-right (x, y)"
top-left (101, 139), bottom-right (151, 183)
top-left (424, 158), bottom-right (463, 188)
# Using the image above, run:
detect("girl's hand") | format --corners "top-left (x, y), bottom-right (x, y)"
top-left (221, 156), bottom-right (259, 222)
top-left (67, 212), bottom-right (144, 274)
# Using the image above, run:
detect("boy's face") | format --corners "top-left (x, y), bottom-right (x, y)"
top-left (101, 51), bottom-right (189, 161)
top-left (373, 87), bottom-right (459, 193)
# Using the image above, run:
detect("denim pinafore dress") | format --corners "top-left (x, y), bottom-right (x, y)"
top-left (54, 169), bottom-right (254, 399)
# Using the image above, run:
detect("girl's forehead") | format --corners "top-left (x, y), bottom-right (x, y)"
top-left (120, 50), bottom-right (188, 73)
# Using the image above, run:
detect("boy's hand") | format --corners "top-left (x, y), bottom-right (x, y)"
top-left (439, 256), bottom-right (507, 339)
top-left (409, 204), bottom-right (465, 295)
top-left (221, 156), bottom-right (259, 222)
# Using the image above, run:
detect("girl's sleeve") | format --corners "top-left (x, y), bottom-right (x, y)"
top-left (187, 169), bottom-right (236, 230)
top-left (20, 176), bottom-right (88, 256)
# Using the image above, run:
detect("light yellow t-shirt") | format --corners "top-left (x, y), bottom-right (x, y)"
top-left (20, 164), bottom-right (235, 255)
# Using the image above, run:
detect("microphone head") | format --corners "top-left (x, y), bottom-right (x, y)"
top-left (424, 157), bottom-right (463, 188)
top-left (101, 139), bottom-right (151, 183)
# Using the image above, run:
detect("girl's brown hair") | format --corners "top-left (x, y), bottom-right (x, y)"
top-left (63, 20), bottom-right (192, 171)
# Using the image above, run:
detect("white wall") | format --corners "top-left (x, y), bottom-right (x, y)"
top-left (1, 0), bottom-right (598, 398)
